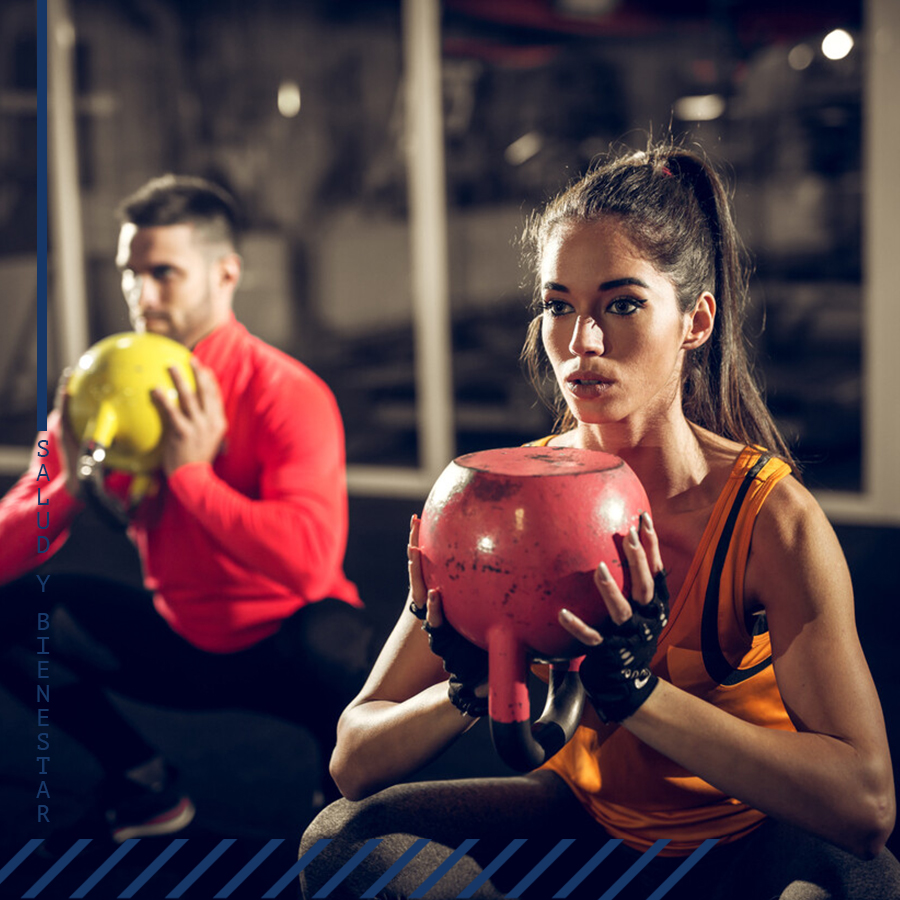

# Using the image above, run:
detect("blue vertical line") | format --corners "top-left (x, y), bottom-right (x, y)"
top-left (553, 839), bottom-right (621, 898)
top-left (312, 838), bottom-right (383, 898)
top-left (69, 839), bottom-right (140, 898)
top-left (596, 839), bottom-right (670, 900)
top-left (118, 839), bottom-right (187, 898)
top-left (360, 837), bottom-right (432, 898)
top-left (504, 838), bottom-right (575, 898)
top-left (409, 838), bottom-right (479, 899)
top-left (261, 838), bottom-right (331, 899)
top-left (37, 0), bottom-right (49, 431)
top-left (213, 839), bottom-right (284, 899)
top-left (22, 839), bottom-right (91, 898)
top-left (165, 839), bottom-right (235, 899)
top-left (0, 841), bottom-right (44, 886)
top-left (644, 839), bottom-right (719, 900)
top-left (457, 838), bottom-right (527, 898)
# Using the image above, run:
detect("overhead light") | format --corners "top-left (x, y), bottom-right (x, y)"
top-left (555, 0), bottom-right (620, 15)
top-left (821, 29), bottom-right (854, 61)
top-left (277, 80), bottom-right (301, 118)
top-left (505, 132), bottom-right (543, 166)
top-left (788, 43), bottom-right (815, 71)
top-left (673, 94), bottom-right (726, 122)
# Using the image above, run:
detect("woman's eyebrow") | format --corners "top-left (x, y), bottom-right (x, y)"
top-left (599, 277), bottom-right (650, 291)
top-left (542, 277), bottom-right (650, 293)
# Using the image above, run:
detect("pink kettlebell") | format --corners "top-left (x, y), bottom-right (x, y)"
top-left (419, 446), bottom-right (651, 770)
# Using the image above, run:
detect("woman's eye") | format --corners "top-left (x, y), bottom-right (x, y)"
top-left (541, 299), bottom-right (571, 317)
top-left (608, 297), bottom-right (642, 316)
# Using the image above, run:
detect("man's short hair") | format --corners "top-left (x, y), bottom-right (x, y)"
top-left (116, 174), bottom-right (241, 250)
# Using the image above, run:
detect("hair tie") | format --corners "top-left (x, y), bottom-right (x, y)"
top-left (661, 166), bottom-right (674, 177)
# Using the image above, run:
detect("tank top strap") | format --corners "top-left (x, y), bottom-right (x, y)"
top-left (700, 446), bottom-right (792, 685)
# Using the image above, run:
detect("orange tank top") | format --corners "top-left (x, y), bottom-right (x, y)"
top-left (536, 443), bottom-right (796, 855)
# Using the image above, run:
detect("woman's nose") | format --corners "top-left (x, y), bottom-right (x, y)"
top-left (568, 315), bottom-right (604, 357)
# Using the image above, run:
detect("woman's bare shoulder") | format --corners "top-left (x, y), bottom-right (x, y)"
top-left (746, 471), bottom-right (851, 616)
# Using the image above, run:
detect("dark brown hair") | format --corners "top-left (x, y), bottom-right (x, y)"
top-left (521, 142), bottom-right (796, 470)
top-left (116, 174), bottom-right (241, 252)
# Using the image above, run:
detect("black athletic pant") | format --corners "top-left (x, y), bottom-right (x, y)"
top-left (299, 771), bottom-right (900, 900)
top-left (0, 573), bottom-right (375, 797)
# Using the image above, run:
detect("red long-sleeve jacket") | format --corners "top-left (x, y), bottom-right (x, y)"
top-left (0, 313), bottom-right (361, 652)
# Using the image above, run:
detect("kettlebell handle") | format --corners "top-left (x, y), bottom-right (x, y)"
top-left (488, 631), bottom-right (585, 771)
top-left (77, 441), bottom-right (132, 528)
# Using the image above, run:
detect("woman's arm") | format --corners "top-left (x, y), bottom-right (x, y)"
top-left (567, 483), bottom-right (894, 859)
top-left (329, 519), bottom-right (482, 800)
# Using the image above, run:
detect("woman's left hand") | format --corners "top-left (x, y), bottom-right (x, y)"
top-left (559, 512), bottom-right (669, 722)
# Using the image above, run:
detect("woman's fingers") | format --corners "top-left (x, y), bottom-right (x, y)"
top-left (639, 512), bottom-right (665, 577)
top-left (589, 513), bottom-right (665, 627)
top-left (559, 607), bottom-right (602, 647)
top-left (425, 589), bottom-right (444, 629)
top-left (593, 561), bottom-right (633, 625)
top-left (407, 514), bottom-right (427, 611)
top-left (623, 524), bottom-right (655, 605)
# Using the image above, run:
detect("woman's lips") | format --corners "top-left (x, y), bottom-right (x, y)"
top-left (565, 375), bottom-right (613, 399)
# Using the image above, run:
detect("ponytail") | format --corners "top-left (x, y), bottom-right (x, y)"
top-left (521, 141), bottom-right (797, 472)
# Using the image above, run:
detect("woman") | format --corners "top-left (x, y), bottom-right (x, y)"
top-left (300, 144), bottom-right (899, 899)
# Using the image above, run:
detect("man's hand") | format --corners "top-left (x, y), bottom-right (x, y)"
top-left (151, 359), bottom-right (227, 476)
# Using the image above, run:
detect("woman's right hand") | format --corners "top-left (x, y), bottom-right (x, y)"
top-left (408, 516), bottom-right (489, 711)
top-left (331, 515), bottom-right (487, 798)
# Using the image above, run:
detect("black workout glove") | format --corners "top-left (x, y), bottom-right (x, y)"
top-left (579, 570), bottom-right (670, 723)
top-left (411, 601), bottom-right (489, 717)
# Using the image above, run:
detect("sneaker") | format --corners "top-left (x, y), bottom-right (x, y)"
top-left (101, 766), bottom-right (196, 842)
top-left (36, 766), bottom-right (195, 858)
top-left (108, 793), bottom-right (195, 842)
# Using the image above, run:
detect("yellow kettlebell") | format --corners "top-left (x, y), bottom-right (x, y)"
top-left (64, 332), bottom-right (195, 518)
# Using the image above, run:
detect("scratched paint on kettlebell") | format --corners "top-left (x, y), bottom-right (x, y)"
top-left (419, 445), bottom-right (651, 665)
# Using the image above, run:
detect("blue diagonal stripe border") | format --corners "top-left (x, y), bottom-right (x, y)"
top-left (410, 838), bottom-right (479, 899)
top-left (360, 837), bottom-right (431, 898)
top-left (597, 839), bottom-right (669, 900)
top-left (0, 834), bottom-right (725, 899)
top-left (22, 839), bottom-right (91, 898)
top-left (645, 839), bottom-right (719, 900)
top-left (0, 840), bottom-right (43, 888)
top-left (312, 838), bottom-right (383, 898)
top-left (505, 838), bottom-right (574, 898)
top-left (214, 839), bottom-right (284, 899)
top-left (70, 839), bottom-right (139, 898)
top-left (118, 838), bottom-right (188, 898)
top-left (261, 837), bottom-right (331, 899)
top-left (554, 839), bottom-right (621, 898)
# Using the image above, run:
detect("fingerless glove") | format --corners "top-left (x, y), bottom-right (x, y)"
top-left (579, 571), bottom-right (670, 723)
top-left (418, 611), bottom-right (489, 718)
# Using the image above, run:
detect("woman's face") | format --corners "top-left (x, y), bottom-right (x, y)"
top-left (540, 217), bottom-right (702, 431)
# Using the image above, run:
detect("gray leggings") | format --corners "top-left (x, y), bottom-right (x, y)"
top-left (298, 771), bottom-right (900, 900)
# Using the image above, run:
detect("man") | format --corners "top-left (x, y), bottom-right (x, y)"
top-left (0, 175), bottom-right (371, 843)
